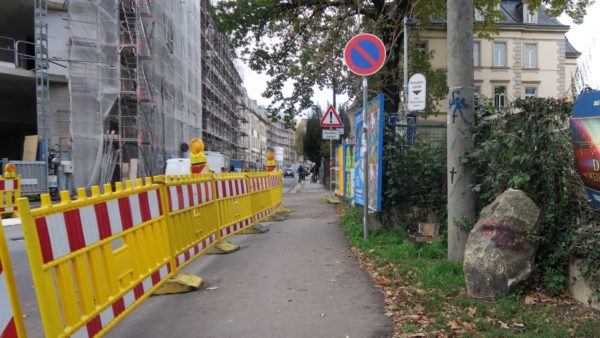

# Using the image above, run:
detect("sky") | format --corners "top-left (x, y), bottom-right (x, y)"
top-left (240, 2), bottom-right (600, 111)
top-left (559, 1), bottom-right (600, 89)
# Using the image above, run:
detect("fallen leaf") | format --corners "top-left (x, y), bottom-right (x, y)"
top-left (448, 320), bottom-right (461, 330)
top-left (524, 295), bottom-right (537, 305)
top-left (206, 286), bottom-right (219, 291)
top-left (498, 320), bottom-right (510, 329)
top-left (468, 307), bottom-right (477, 316)
top-left (513, 322), bottom-right (525, 328)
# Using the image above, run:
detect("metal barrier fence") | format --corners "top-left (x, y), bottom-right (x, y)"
top-left (0, 176), bottom-right (20, 216)
top-left (0, 222), bottom-right (26, 337)
top-left (8, 171), bottom-right (283, 337)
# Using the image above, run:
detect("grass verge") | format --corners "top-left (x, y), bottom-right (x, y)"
top-left (341, 206), bottom-right (599, 337)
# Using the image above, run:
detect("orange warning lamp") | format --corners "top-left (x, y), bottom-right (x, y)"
top-left (4, 163), bottom-right (16, 179)
top-left (189, 138), bottom-right (209, 174)
top-left (266, 151), bottom-right (276, 172)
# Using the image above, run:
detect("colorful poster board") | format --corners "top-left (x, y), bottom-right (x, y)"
top-left (344, 144), bottom-right (355, 200)
top-left (571, 91), bottom-right (600, 207)
top-left (354, 93), bottom-right (384, 211)
top-left (337, 145), bottom-right (344, 197)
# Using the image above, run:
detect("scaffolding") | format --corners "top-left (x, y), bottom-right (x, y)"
top-left (35, 0), bottom-right (50, 162)
top-left (200, 0), bottom-right (244, 160)
top-left (67, 0), bottom-right (202, 187)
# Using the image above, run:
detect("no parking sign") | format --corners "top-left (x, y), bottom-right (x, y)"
top-left (343, 34), bottom-right (386, 76)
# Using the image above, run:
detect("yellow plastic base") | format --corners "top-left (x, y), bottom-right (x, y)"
top-left (153, 274), bottom-right (203, 295)
top-left (239, 223), bottom-right (270, 234)
top-left (207, 241), bottom-right (240, 254)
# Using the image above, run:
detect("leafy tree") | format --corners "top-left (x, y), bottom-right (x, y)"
top-left (214, 0), bottom-right (592, 122)
top-left (303, 109), bottom-right (325, 164)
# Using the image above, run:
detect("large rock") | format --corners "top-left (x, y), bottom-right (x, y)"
top-left (464, 189), bottom-right (540, 298)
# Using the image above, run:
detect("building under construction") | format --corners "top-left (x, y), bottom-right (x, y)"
top-left (0, 0), bottom-right (247, 192)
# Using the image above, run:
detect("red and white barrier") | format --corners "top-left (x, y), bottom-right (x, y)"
top-left (0, 260), bottom-right (18, 338)
top-left (216, 179), bottom-right (248, 199)
top-left (249, 177), bottom-right (270, 192)
top-left (0, 179), bottom-right (19, 191)
top-left (71, 263), bottom-right (171, 338)
top-left (166, 182), bottom-right (213, 212)
top-left (34, 189), bottom-right (163, 264)
top-left (175, 233), bottom-right (218, 268)
top-left (219, 218), bottom-right (253, 238)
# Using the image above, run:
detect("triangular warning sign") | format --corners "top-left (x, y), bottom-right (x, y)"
top-left (320, 105), bottom-right (343, 127)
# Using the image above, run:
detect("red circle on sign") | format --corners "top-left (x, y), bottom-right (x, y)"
top-left (344, 34), bottom-right (386, 76)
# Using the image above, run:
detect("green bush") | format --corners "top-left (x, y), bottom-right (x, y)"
top-left (465, 97), bottom-right (600, 295)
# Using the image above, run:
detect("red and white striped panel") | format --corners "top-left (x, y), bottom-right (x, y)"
top-left (253, 208), bottom-right (274, 223)
top-left (0, 179), bottom-right (19, 191)
top-left (216, 179), bottom-right (248, 199)
top-left (0, 260), bottom-right (18, 338)
top-left (270, 176), bottom-right (280, 188)
top-left (166, 182), bottom-right (213, 212)
top-left (34, 189), bottom-right (163, 264)
top-left (175, 233), bottom-right (217, 268)
top-left (0, 207), bottom-right (15, 213)
top-left (250, 177), bottom-right (270, 192)
top-left (219, 218), bottom-right (253, 237)
top-left (71, 263), bottom-right (171, 338)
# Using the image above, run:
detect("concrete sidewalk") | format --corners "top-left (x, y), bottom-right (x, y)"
top-left (110, 180), bottom-right (393, 338)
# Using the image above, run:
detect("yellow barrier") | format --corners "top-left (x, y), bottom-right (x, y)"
top-left (18, 178), bottom-right (174, 338)
top-left (269, 172), bottom-right (283, 212)
top-left (214, 173), bottom-right (254, 239)
top-left (14, 172), bottom-right (284, 337)
top-left (0, 176), bottom-right (20, 216)
top-left (247, 172), bottom-right (274, 223)
top-left (156, 174), bottom-right (219, 270)
top-left (0, 221), bottom-right (26, 337)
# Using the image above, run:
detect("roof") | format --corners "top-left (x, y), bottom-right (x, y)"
top-left (430, 1), bottom-right (569, 28)
top-left (565, 37), bottom-right (580, 58)
top-left (500, 0), bottom-right (568, 27)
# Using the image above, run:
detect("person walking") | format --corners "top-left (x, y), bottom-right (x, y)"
top-left (297, 164), bottom-right (305, 183)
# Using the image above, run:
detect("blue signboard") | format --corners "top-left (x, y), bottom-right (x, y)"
top-left (571, 91), bottom-right (600, 207)
top-left (354, 93), bottom-right (384, 211)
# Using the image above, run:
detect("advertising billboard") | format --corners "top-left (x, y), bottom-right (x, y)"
top-left (354, 93), bottom-right (384, 211)
top-left (571, 91), bottom-right (600, 207)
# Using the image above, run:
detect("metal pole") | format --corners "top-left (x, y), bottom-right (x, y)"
top-left (362, 76), bottom-right (369, 241)
top-left (403, 16), bottom-right (409, 113)
top-left (447, 0), bottom-right (475, 261)
top-left (330, 137), bottom-right (333, 191)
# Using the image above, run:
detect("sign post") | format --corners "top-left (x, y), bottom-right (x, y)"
top-left (320, 105), bottom-right (343, 193)
top-left (344, 33), bottom-right (386, 240)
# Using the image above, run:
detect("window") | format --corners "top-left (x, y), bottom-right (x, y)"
top-left (473, 42), bottom-right (480, 67)
top-left (415, 42), bottom-right (427, 54)
top-left (526, 11), bottom-right (536, 23)
top-left (474, 85), bottom-right (481, 106)
top-left (475, 9), bottom-right (485, 21)
top-left (494, 85), bottom-right (506, 107)
top-left (493, 42), bottom-right (506, 67)
top-left (524, 44), bottom-right (537, 68)
top-left (524, 87), bottom-right (537, 98)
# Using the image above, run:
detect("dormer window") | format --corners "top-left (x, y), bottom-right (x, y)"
top-left (523, 4), bottom-right (537, 24)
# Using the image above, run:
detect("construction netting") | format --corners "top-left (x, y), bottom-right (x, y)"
top-left (67, 0), bottom-right (119, 189)
top-left (68, 0), bottom-right (203, 188)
